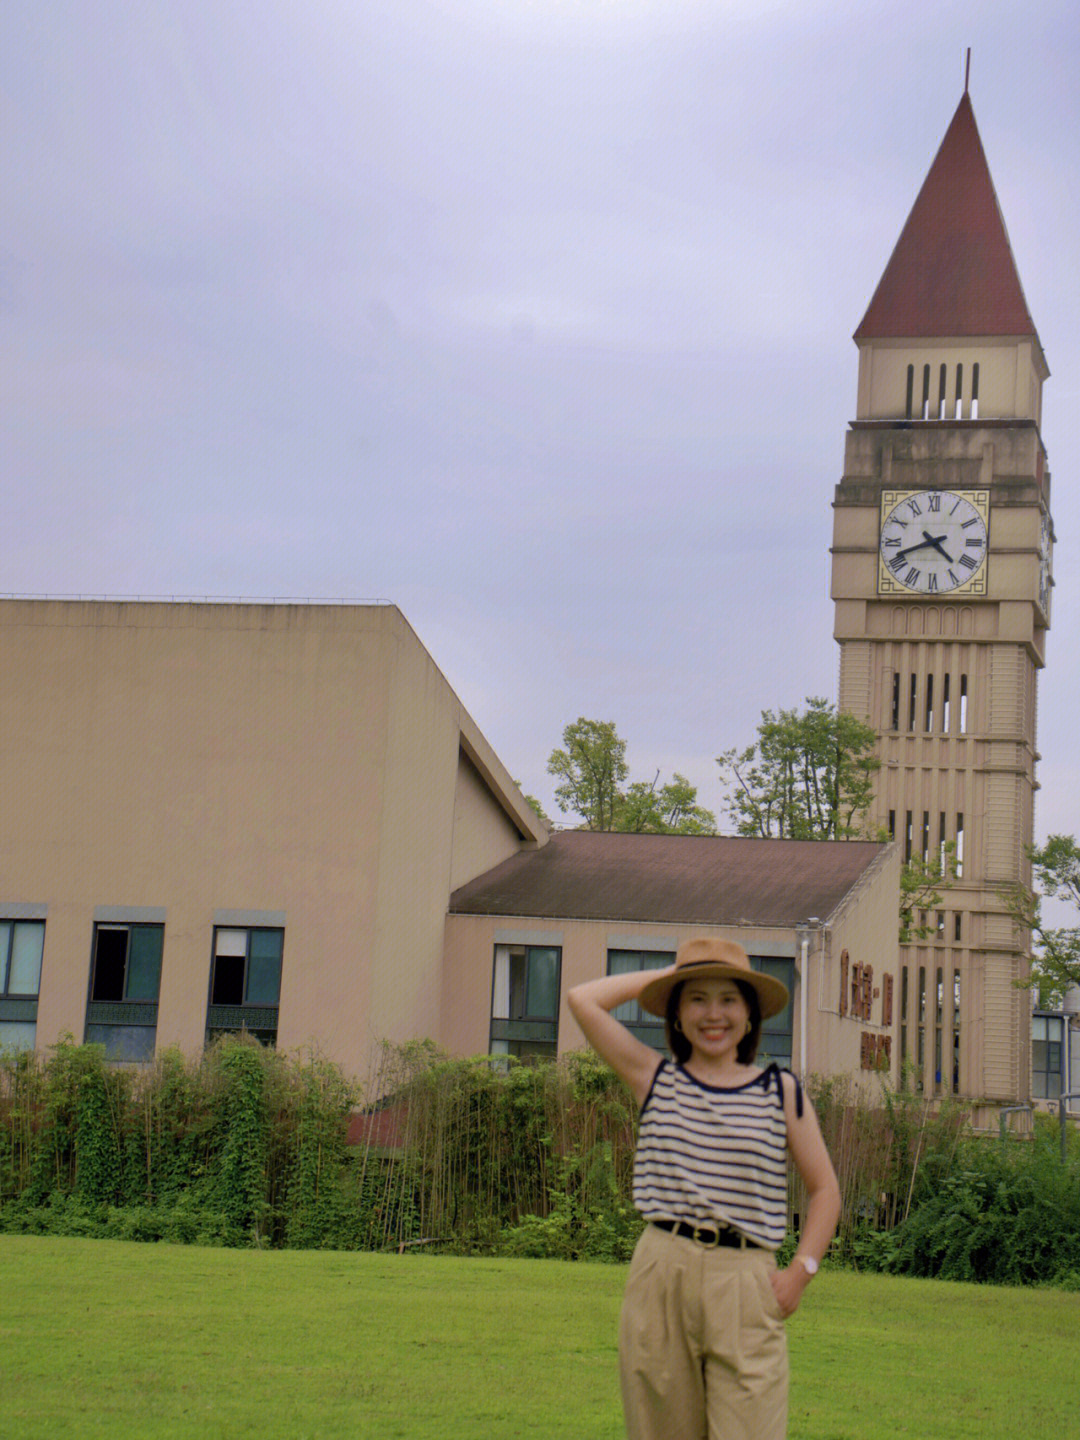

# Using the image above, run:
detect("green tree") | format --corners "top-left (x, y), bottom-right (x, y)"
top-left (617, 773), bottom-right (717, 835)
top-left (1001, 834), bottom-right (1080, 1008)
top-left (515, 784), bottom-right (550, 825)
top-left (717, 697), bottom-right (880, 840)
top-left (546, 719), bottom-right (716, 834)
top-left (548, 719), bottom-right (628, 831)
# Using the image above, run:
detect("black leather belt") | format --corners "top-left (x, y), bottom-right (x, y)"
top-left (651, 1218), bottom-right (761, 1250)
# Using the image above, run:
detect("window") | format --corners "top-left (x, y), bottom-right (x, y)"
top-left (952, 971), bottom-right (961, 1094)
top-left (490, 945), bottom-right (560, 1059)
top-left (905, 364), bottom-right (914, 419)
top-left (0, 920), bottom-right (45, 1052)
top-left (85, 923), bottom-right (163, 1062)
top-left (971, 363), bottom-right (980, 420)
top-left (891, 672), bottom-right (900, 731)
top-left (608, 950), bottom-right (672, 1050)
top-left (1032, 1015), bottom-right (1064, 1100)
top-left (916, 966), bottom-right (926, 1093)
top-left (899, 965), bottom-right (909, 1085)
top-left (207, 927), bottom-right (284, 1046)
top-left (753, 956), bottom-right (794, 1067)
top-left (934, 968), bottom-right (944, 1093)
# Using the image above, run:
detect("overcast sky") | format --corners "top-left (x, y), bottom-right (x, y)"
top-left (3, 1), bottom-right (1078, 836)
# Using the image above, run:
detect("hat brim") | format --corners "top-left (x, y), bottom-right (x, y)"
top-left (637, 961), bottom-right (789, 1021)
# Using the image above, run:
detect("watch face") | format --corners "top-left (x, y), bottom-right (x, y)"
top-left (879, 490), bottom-right (989, 597)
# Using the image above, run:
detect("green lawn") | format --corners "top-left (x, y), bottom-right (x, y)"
top-left (2, 1236), bottom-right (1077, 1439)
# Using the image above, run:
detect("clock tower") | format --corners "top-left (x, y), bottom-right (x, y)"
top-left (830, 87), bottom-right (1054, 1111)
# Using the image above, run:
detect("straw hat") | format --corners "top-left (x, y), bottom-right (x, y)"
top-left (637, 937), bottom-right (789, 1020)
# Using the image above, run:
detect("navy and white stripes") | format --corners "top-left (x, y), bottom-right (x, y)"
top-left (632, 1061), bottom-right (791, 1251)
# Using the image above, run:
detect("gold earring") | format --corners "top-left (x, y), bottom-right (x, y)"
top-left (674, 1019), bottom-right (683, 1033)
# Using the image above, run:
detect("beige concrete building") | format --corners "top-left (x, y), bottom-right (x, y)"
top-left (830, 91), bottom-right (1054, 1109)
top-left (444, 831), bottom-right (901, 1086)
top-left (0, 597), bottom-right (901, 1091)
top-left (0, 599), bottom-right (545, 1079)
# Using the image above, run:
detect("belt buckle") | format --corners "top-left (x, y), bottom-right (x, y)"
top-left (693, 1224), bottom-right (721, 1248)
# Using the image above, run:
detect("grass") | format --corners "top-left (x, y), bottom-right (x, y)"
top-left (2, 1237), bottom-right (1078, 1439)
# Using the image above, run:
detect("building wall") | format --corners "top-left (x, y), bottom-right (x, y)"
top-left (855, 337), bottom-right (1046, 426)
top-left (0, 599), bottom-right (540, 1081)
top-left (449, 753), bottom-right (527, 895)
top-left (803, 843), bottom-right (903, 1089)
top-left (366, 622), bottom-right (533, 1068)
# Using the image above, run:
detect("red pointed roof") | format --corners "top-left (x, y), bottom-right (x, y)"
top-left (855, 93), bottom-right (1039, 341)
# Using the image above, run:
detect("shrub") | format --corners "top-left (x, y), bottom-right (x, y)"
top-left (4, 1035), bottom-right (1080, 1284)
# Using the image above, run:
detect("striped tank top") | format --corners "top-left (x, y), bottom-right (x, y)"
top-left (632, 1060), bottom-right (797, 1251)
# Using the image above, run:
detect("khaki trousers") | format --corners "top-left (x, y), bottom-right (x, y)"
top-left (619, 1222), bottom-right (788, 1440)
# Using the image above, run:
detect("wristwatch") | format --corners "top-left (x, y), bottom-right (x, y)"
top-left (795, 1254), bottom-right (819, 1278)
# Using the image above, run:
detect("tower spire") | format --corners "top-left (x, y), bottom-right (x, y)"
top-left (854, 92), bottom-right (1040, 344)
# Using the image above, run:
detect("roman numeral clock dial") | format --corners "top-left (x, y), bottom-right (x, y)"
top-left (878, 490), bottom-right (989, 597)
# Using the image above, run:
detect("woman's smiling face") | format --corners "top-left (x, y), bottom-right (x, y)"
top-left (677, 977), bottom-right (751, 1063)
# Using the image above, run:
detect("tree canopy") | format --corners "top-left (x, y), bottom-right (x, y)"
top-left (716, 697), bottom-right (880, 840)
top-left (546, 718), bottom-right (716, 834)
top-left (1002, 835), bottom-right (1080, 1008)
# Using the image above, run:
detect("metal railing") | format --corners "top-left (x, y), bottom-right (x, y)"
top-left (999, 1105), bottom-right (1032, 1144)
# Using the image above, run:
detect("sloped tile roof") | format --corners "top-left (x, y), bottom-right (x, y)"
top-left (855, 93), bottom-right (1039, 342)
top-left (450, 831), bottom-right (890, 927)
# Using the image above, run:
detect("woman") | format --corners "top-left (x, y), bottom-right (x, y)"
top-left (568, 936), bottom-right (841, 1440)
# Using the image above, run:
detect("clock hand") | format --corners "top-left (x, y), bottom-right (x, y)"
top-left (894, 531), bottom-right (953, 564)
top-left (893, 535), bottom-right (936, 563)
top-left (919, 530), bottom-right (955, 563)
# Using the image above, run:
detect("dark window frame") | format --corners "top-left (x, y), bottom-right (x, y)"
top-left (206, 925), bottom-right (284, 1047)
top-left (489, 944), bottom-right (561, 1060)
top-left (752, 956), bottom-right (795, 1068)
top-left (0, 919), bottom-right (46, 1048)
top-left (607, 949), bottom-right (674, 1051)
top-left (85, 922), bottom-right (164, 1063)
top-left (1032, 1013), bottom-right (1064, 1101)
top-left (1, 920), bottom-right (45, 999)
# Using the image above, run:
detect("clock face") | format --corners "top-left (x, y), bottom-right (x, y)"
top-left (878, 490), bottom-right (989, 597)
top-left (1038, 511), bottom-right (1053, 618)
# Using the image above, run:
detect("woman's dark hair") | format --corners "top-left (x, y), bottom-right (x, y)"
top-left (664, 978), bottom-right (763, 1066)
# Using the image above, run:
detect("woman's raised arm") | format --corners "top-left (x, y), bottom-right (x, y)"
top-left (567, 970), bottom-right (666, 1107)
